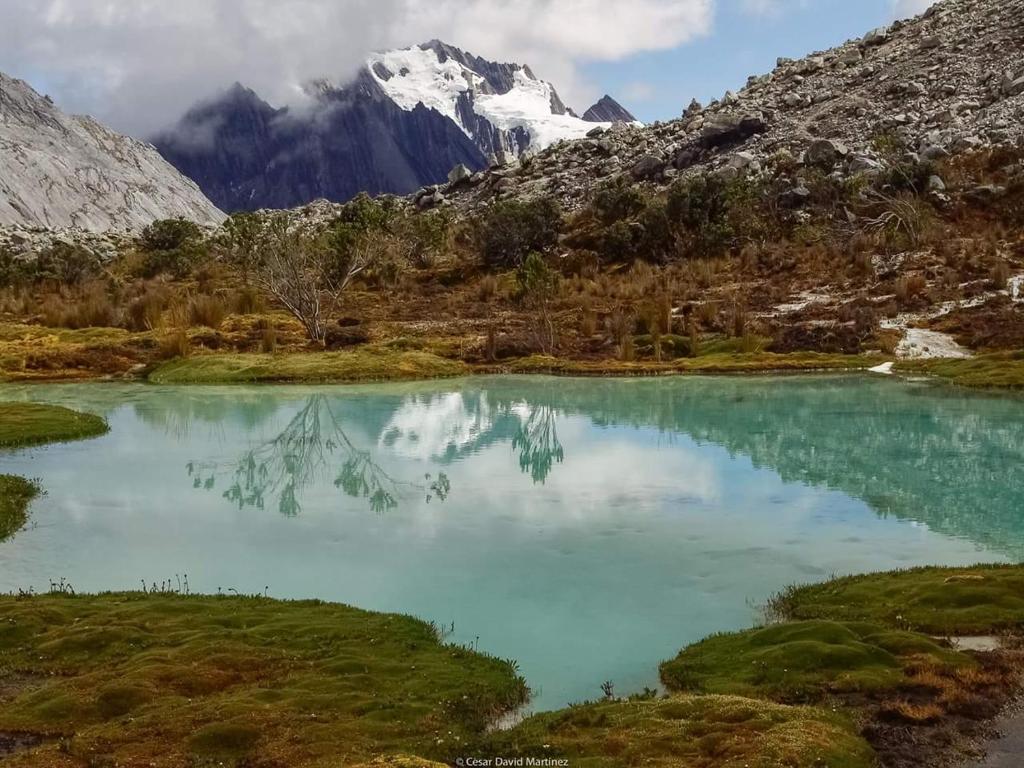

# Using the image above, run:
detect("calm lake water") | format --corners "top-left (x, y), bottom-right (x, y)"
top-left (1, 375), bottom-right (1022, 712)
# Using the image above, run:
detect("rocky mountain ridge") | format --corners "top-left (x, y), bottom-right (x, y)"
top-left (0, 73), bottom-right (225, 233)
top-left (427, 0), bottom-right (1024, 213)
top-left (154, 42), bottom-right (631, 212)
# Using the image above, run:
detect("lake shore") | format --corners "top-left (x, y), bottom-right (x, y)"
top-left (1, 565), bottom-right (1021, 767)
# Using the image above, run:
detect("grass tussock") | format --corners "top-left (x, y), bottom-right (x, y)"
top-left (0, 593), bottom-right (528, 767)
top-left (0, 402), bottom-right (108, 449)
top-left (148, 347), bottom-right (468, 384)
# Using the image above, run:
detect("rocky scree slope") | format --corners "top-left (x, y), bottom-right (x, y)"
top-left (0, 73), bottom-right (225, 232)
top-left (155, 41), bottom-right (629, 212)
top-left (432, 0), bottom-right (1024, 213)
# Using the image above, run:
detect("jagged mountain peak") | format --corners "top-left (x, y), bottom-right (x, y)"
top-left (154, 41), bottom-right (638, 212)
top-left (583, 95), bottom-right (637, 124)
top-left (0, 71), bottom-right (224, 232)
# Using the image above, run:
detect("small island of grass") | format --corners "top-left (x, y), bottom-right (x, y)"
top-left (0, 402), bottom-right (109, 542)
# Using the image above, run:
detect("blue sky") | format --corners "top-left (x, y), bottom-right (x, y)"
top-left (587, 0), bottom-right (914, 122)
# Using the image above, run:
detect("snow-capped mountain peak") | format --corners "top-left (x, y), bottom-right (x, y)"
top-left (366, 42), bottom-right (619, 157)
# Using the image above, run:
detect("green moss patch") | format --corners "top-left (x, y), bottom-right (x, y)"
top-left (483, 694), bottom-right (875, 768)
top-left (659, 620), bottom-right (969, 702)
top-left (896, 353), bottom-right (1024, 390)
top-left (771, 564), bottom-right (1024, 635)
top-left (0, 593), bottom-right (528, 766)
top-left (148, 348), bottom-right (468, 384)
top-left (0, 402), bottom-right (108, 449)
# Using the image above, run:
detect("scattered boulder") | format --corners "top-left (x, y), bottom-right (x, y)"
top-left (447, 164), bottom-right (472, 186)
top-left (805, 139), bottom-right (848, 170)
top-left (699, 113), bottom-right (768, 149)
top-left (631, 154), bottom-right (666, 181)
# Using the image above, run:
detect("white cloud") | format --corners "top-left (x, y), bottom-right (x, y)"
top-left (891, 0), bottom-right (936, 19)
top-left (0, 0), bottom-right (712, 136)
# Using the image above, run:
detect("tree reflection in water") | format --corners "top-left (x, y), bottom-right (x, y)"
top-left (187, 395), bottom-right (449, 515)
top-left (512, 405), bottom-right (564, 484)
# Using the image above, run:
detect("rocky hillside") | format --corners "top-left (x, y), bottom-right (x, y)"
top-left (436, 0), bottom-right (1024, 212)
top-left (155, 42), bottom-right (629, 213)
top-left (0, 73), bottom-right (224, 232)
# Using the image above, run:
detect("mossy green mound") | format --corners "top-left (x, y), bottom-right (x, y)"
top-left (484, 694), bottom-right (875, 768)
top-left (659, 620), bottom-right (969, 701)
top-left (897, 352), bottom-right (1024, 390)
top-left (0, 475), bottom-right (39, 542)
top-left (0, 402), bottom-right (108, 449)
top-left (771, 565), bottom-right (1024, 635)
top-left (0, 593), bottom-right (527, 767)
top-left (149, 348), bottom-right (468, 384)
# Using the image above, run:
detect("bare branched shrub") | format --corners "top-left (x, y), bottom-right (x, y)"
top-left (230, 213), bottom-right (377, 345)
top-left (860, 191), bottom-right (935, 250)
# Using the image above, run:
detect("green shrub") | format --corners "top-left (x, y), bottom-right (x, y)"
top-left (139, 218), bottom-right (206, 279)
top-left (591, 177), bottom-right (647, 224)
top-left (140, 218), bottom-right (202, 253)
top-left (477, 197), bottom-right (562, 269)
top-left (666, 175), bottom-right (738, 258)
top-left (34, 244), bottom-right (102, 286)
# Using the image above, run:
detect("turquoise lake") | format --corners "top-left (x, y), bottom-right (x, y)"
top-left (1, 375), bottom-right (1022, 713)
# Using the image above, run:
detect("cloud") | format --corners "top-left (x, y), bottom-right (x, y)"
top-left (891, 0), bottom-right (936, 19)
top-left (0, 0), bottom-right (712, 137)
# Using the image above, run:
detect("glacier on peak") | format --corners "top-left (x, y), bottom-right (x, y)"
top-left (365, 42), bottom-right (619, 155)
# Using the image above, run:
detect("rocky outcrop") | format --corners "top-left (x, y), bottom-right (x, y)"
top-left (438, 0), bottom-right (1024, 213)
top-left (0, 73), bottom-right (224, 232)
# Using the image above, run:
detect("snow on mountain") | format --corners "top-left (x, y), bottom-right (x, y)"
top-left (154, 41), bottom-right (637, 212)
top-left (0, 72), bottom-right (224, 232)
top-left (366, 42), bottom-right (616, 157)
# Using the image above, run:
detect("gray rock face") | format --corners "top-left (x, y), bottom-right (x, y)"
top-left (154, 75), bottom-right (486, 213)
top-left (0, 72), bottom-right (224, 232)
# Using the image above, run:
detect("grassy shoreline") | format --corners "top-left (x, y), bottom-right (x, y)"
top-left (2, 565), bottom-right (1022, 767)
top-left (895, 353), bottom-right (1024, 390)
top-left (144, 349), bottom-right (885, 385)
